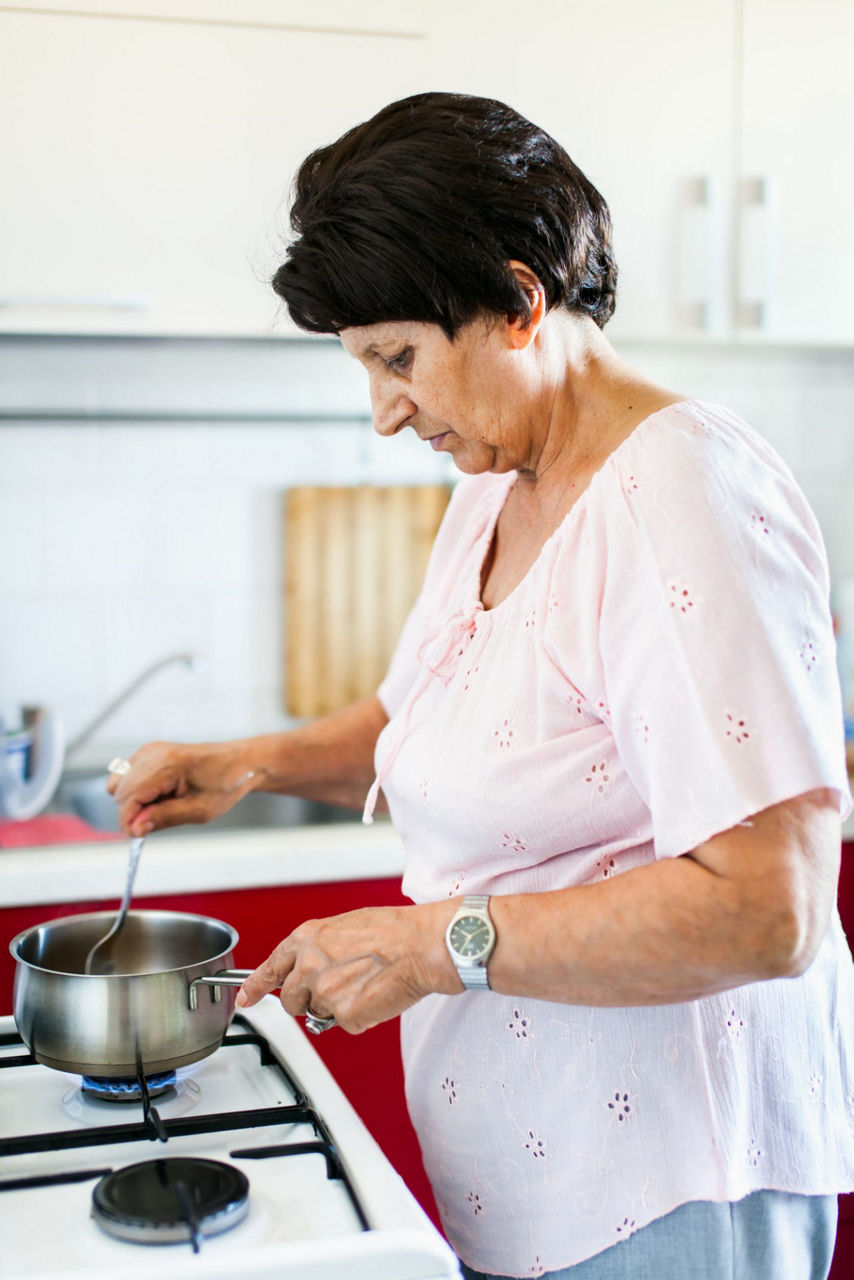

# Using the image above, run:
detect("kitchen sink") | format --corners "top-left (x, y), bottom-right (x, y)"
top-left (52, 769), bottom-right (358, 834)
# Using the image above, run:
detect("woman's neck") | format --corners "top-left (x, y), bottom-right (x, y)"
top-left (515, 313), bottom-right (683, 497)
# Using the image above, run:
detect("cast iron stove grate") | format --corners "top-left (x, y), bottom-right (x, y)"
top-left (0, 1017), bottom-right (369, 1237)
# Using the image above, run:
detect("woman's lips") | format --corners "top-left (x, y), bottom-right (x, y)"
top-left (428, 432), bottom-right (450, 450)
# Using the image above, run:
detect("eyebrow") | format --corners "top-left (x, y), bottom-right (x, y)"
top-left (344, 330), bottom-right (404, 362)
top-left (358, 342), bottom-right (400, 365)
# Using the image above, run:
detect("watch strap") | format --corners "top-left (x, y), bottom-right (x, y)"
top-left (460, 963), bottom-right (491, 990)
top-left (462, 894), bottom-right (490, 912)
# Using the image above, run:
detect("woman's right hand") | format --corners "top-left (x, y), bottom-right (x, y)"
top-left (105, 740), bottom-right (259, 837)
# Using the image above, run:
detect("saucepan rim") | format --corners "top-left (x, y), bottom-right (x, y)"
top-left (9, 908), bottom-right (240, 978)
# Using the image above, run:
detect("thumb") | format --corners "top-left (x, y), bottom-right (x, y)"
top-left (124, 793), bottom-right (212, 836)
top-left (236, 954), bottom-right (287, 1008)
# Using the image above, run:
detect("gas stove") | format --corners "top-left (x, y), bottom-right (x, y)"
top-left (0, 997), bottom-right (460, 1280)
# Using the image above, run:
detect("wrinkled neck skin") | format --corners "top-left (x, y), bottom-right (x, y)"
top-left (498, 309), bottom-right (682, 524)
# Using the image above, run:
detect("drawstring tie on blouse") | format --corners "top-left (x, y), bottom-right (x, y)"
top-left (362, 602), bottom-right (483, 824)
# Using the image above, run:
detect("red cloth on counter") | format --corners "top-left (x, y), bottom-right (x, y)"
top-left (0, 815), bottom-right (119, 847)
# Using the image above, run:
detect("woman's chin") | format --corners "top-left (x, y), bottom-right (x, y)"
top-left (449, 445), bottom-right (503, 475)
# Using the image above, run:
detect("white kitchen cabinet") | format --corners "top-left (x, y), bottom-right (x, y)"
top-left (4, 2), bottom-right (851, 344)
top-left (424, 0), bottom-right (854, 345)
top-left (1, 1), bottom-right (425, 38)
top-left (738, 0), bottom-right (854, 344)
top-left (423, 0), bottom-right (736, 341)
top-left (0, 9), bottom-right (425, 335)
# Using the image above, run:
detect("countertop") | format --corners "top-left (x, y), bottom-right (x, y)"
top-left (4, 807), bottom-right (852, 912)
top-left (0, 821), bottom-right (407, 909)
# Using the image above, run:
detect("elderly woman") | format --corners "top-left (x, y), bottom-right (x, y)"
top-left (109, 94), bottom-right (854, 1278)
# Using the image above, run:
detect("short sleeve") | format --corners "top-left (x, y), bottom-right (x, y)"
top-left (551, 407), bottom-right (851, 859)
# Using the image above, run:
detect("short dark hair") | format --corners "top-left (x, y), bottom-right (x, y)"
top-left (272, 91), bottom-right (618, 338)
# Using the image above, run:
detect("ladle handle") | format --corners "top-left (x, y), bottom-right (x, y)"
top-left (123, 836), bottom-right (145, 906)
top-left (188, 968), bottom-right (252, 1010)
top-left (83, 834), bottom-right (145, 973)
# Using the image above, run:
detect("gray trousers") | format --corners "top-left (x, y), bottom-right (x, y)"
top-left (457, 1190), bottom-right (839, 1280)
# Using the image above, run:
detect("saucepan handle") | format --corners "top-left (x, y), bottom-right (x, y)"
top-left (188, 968), bottom-right (253, 1011)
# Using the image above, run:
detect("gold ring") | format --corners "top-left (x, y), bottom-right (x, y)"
top-left (107, 757), bottom-right (132, 776)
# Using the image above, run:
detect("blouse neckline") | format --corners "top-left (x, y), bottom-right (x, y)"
top-left (474, 399), bottom-right (697, 615)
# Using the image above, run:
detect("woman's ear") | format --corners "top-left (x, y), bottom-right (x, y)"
top-left (506, 260), bottom-right (547, 350)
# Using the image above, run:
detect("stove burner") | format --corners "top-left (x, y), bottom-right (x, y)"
top-left (91, 1158), bottom-right (250, 1250)
top-left (81, 1071), bottom-right (177, 1103)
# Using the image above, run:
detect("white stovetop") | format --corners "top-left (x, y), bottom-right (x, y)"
top-left (0, 997), bottom-right (460, 1280)
top-left (0, 821), bottom-right (407, 908)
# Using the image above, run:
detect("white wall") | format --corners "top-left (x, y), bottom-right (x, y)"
top-left (2, 334), bottom-right (854, 758)
top-left (0, 337), bottom-right (453, 757)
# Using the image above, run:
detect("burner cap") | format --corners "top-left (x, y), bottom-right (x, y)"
top-left (92, 1158), bottom-right (249, 1247)
top-left (82, 1071), bottom-right (176, 1102)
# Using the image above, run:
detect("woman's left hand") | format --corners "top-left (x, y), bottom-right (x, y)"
top-left (235, 901), bottom-right (459, 1032)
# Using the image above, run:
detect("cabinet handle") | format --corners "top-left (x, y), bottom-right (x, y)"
top-left (676, 175), bottom-right (722, 333)
top-left (736, 176), bottom-right (775, 331)
top-left (0, 294), bottom-right (151, 311)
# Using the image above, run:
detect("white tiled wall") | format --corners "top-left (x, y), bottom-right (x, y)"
top-left (0, 337), bottom-right (453, 755)
top-left (2, 335), bottom-right (854, 757)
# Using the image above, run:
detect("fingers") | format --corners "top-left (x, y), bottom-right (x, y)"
top-left (234, 923), bottom-right (357, 1019)
top-left (116, 785), bottom-right (186, 837)
top-left (106, 742), bottom-right (255, 835)
top-left (234, 907), bottom-right (437, 1034)
top-left (115, 769), bottom-right (183, 810)
top-left (107, 745), bottom-right (221, 835)
top-left (303, 956), bottom-right (383, 1033)
top-left (106, 747), bottom-right (185, 833)
top-left (236, 946), bottom-right (296, 1008)
top-left (124, 795), bottom-right (211, 837)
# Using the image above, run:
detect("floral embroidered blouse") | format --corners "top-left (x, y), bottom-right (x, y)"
top-left (368, 401), bottom-right (854, 1277)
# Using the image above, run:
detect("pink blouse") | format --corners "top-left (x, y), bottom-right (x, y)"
top-left (368, 401), bottom-right (854, 1277)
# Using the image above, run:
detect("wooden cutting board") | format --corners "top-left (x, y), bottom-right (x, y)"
top-left (284, 484), bottom-right (451, 717)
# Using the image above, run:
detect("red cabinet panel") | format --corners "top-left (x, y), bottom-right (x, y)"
top-left (0, 878), bottom-right (441, 1228)
top-left (830, 843), bottom-right (854, 1280)
top-left (6, 846), bottom-right (854, 1265)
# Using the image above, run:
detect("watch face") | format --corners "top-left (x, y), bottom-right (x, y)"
top-left (449, 914), bottom-right (492, 959)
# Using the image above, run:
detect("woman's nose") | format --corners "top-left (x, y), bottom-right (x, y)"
top-left (370, 377), bottom-right (415, 437)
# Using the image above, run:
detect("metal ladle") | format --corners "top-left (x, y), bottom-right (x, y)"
top-left (83, 836), bottom-right (144, 975)
top-left (81, 754), bottom-right (258, 976)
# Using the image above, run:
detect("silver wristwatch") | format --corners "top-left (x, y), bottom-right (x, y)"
top-left (445, 894), bottom-right (496, 990)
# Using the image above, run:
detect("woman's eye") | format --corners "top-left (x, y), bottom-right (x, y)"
top-left (386, 347), bottom-right (413, 373)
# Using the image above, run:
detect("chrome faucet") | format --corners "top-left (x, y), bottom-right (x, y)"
top-left (65, 652), bottom-right (200, 758)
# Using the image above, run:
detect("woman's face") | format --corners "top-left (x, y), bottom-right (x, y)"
top-left (339, 315), bottom-right (537, 475)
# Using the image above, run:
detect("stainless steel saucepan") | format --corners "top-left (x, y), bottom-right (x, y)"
top-left (9, 909), bottom-right (251, 1077)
